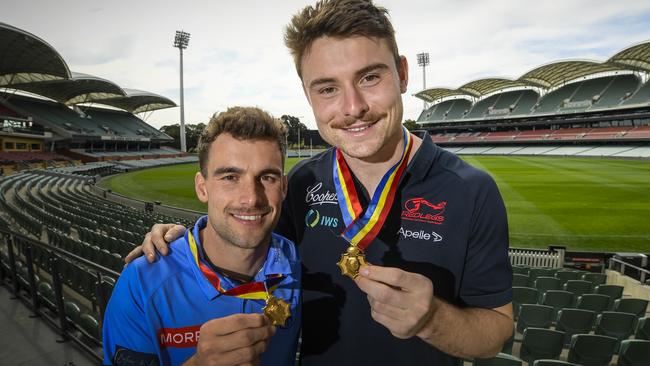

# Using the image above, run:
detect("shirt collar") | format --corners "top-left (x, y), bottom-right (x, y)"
top-left (406, 131), bottom-right (437, 181)
top-left (185, 216), bottom-right (294, 300)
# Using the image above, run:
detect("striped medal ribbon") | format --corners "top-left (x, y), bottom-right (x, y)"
top-left (333, 127), bottom-right (413, 278)
top-left (188, 231), bottom-right (291, 326)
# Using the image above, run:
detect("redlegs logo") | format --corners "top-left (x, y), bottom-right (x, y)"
top-left (401, 198), bottom-right (446, 224)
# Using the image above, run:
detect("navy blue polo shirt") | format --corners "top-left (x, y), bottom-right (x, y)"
top-left (276, 135), bottom-right (512, 366)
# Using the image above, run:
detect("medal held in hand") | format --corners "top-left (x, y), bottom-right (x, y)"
top-left (188, 231), bottom-right (291, 326)
top-left (263, 295), bottom-right (291, 326)
top-left (332, 127), bottom-right (413, 279)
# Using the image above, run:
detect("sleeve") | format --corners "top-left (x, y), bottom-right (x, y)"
top-left (459, 171), bottom-right (513, 309)
top-left (102, 263), bottom-right (160, 365)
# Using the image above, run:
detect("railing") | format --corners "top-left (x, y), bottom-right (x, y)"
top-left (0, 226), bottom-right (118, 362)
top-left (509, 247), bottom-right (565, 268)
top-left (609, 257), bottom-right (650, 284)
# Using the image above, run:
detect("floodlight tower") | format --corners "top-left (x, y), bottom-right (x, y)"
top-left (174, 30), bottom-right (190, 152)
top-left (417, 52), bottom-right (430, 110)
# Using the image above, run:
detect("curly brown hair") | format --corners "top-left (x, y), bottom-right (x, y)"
top-left (284, 0), bottom-right (400, 78)
top-left (197, 106), bottom-right (287, 177)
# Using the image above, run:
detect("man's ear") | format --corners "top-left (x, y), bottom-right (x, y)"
top-left (195, 172), bottom-right (208, 203)
top-left (398, 55), bottom-right (409, 94)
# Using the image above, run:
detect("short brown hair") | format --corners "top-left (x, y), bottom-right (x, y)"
top-left (284, 0), bottom-right (400, 78)
top-left (198, 106), bottom-right (287, 176)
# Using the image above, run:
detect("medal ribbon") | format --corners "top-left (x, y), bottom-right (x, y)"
top-left (332, 127), bottom-right (413, 250)
top-left (188, 230), bottom-right (285, 300)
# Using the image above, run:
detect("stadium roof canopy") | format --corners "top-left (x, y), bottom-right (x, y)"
top-left (457, 78), bottom-right (529, 97)
top-left (87, 88), bottom-right (177, 114)
top-left (518, 60), bottom-right (622, 89)
top-left (415, 40), bottom-right (650, 104)
top-left (8, 72), bottom-right (126, 105)
top-left (0, 22), bottom-right (71, 86)
top-left (414, 88), bottom-right (471, 103)
top-left (608, 41), bottom-right (650, 72)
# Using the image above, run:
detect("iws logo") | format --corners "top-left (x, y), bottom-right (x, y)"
top-left (401, 198), bottom-right (446, 224)
top-left (305, 182), bottom-right (338, 206)
top-left (305, 209), bottom-right (339, 228)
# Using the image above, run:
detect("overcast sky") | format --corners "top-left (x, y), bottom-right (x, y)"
top-left (4, 0), bottom-right (650, 129)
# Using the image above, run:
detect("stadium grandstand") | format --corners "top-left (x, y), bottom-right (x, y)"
top-left (1, 22), bottom-right (649, 366)
top-left (0, 22), bottom-right (197, 177)
top-left (415, 41), bottom-right (650, 159)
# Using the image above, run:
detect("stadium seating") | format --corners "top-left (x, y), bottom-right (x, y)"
top-left (622, 81), bottom-right (650, 106)
top-left (556, 308), bottom-right (596, 346)
top-left (595, 311), bottom-right (637, 352)
top-left (555, 270), bottom-right (582, 284)
top-left (512, 287), bottom-right (539, 319)
top-left (533, 361), bottom-right (579, 366)
top-left (541, 290), bottom-right (574, 319)
top-left (473, 353), bottom-right (523, 366)
top-left (636, 317), bottom-right (650, 340)
top-left (516, 304), bottom-right (554, 334)
top-left (594, 285), bottom-right (624, 309)
top-left (617, 339), bottom-right (650, 366)
top-left (613, 298), bottom-right (649, 320)
top-left (513, 274), bottom-right (529, 287)
top-left (581, 273), bottom-right (607, 290)
top-left (576, 294), bottom-right (611, 314)
top-left (568, 334), bottom-right (617, 366)
top-left (564, 280), bottom-right (593, 300)
top-left (520, 327), bottom-right (564, 365)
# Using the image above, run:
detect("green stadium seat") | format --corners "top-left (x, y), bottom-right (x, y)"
top-left (595, 311), bottom-right (636, 353)
top-left (473, 352), bottom-right (523, 366)
top-left (533, 360), bottom-right (579, 366)
top-left (568, 334), bottom-right (617, 366)
top-left (618, 339), bottom-right (650, 366)
top-left (534, 277), bottom-right (562, 302)
top-left (582, 273), bottom-right (607, 290)
top-left (79, 313), bottom-right (100, 340)
top-left (512, 266), bottom-right (530, 276)
top-left (556, 308), bottom-right (596, 345)
top-left (555, 270), bottom-right (581, 285)
top-left (64, 300), bottom-right (81, 323)
top-left (37, 280), bottom-right (56, 309)
top-left (513, 274), bottom-right (529, 287)
top-left (520, 327), bottom-right (564, 365)
top-left (577, 294), bottom-right (610, 314)
top-left (529, 268), bottom-right (556, 286)
top-left (541, 290), bottom-right (574, 319)
top-left (564, 280), bottom-right (592, 300)
top-left (594, 285), bottom-right (624, 309)
top-left (517, 304), bottom-right (554, 334)
top-left (636, 317), bottom-right (650, 340)
top-left (613, 298), bottom-right (649, 320)
top-left (513, 287), bottom-right (539, 319)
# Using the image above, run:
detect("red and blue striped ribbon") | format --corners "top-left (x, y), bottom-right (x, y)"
top-left (332, 127), bottom-right (413, 251)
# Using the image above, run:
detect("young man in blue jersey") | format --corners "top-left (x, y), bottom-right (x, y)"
top-left (128, 1), bottom-right (514, 365)
top-left (104, 107), bottom-right (300, 366)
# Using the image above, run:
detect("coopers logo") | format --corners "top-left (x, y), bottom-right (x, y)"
top-left (305, 209), bottom-right (339, 228)
top-left (158, 325), bottom-right (201, 348)
top-left (305, 182), bottom-right (338, 206)
top-left (398, 227), bottom-right (443, 242)
top-left (401, 198), bottom-right (446, 224)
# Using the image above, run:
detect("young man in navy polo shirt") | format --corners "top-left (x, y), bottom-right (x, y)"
top-left (103, 107), bottom-right (300, 366)
top-left (130, 1), bottom-right (514, 365)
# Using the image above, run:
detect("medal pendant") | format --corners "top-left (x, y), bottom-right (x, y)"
top-left (337, 245), bottom-right (367, 279)
top-left (263, 295), bottom-right (291, 327)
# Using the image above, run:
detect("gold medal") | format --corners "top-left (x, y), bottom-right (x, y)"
top-left (337, 245), bottom-right (368, 279)
top-left (263, 295), bottom-right (291, 326)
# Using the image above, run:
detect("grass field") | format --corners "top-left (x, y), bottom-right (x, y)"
top-left (100, 156), bottom-right (650, 252)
